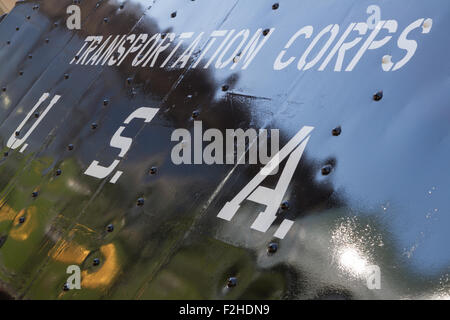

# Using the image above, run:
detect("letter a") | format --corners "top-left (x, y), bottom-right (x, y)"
top-left (217, 126), bottom-right (314, 233)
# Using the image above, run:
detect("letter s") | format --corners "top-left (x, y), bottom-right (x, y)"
top-left (388, 18), bottom-right (432, 71)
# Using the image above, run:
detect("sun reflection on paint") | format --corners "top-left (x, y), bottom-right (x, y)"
top-left (338, 247), bottom-right (369, 277)
top-left (331, 217), bottom-right (383, 279)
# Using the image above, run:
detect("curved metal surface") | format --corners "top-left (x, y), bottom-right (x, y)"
top-left (0, 0), bottom-right (448, 299)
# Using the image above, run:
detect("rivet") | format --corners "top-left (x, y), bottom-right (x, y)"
top-left (19, 216), bottom-right (26, 224)
top-left (119, 3), bottom-right (124, 10)
top-left (28, 54), bottom-right (32, 59)
top-left (192, 110), bottom-right (200, 119)
top-left (67, 144), bottom-right (74, 151)
top-left (91, 123), bottom-right (98, 130)
top-left (32, 5), bottom-right (39, 10)
top-left (64, 74), bottom-right (69, 80)
top-left (16, 27), bottom-right (19, 31)
top-left (1, 87), bottom-right (6, 92)
top-left (103, 17), bottom-right (109, 23)
top-left (45, 38), bottom-right (49, 43)
top-left (171, 11), bottom-right (177, 18)
top-left (93, 258), bottom-right (100, 266)
top-left (161, 33), bottom-right (166, 39)
top-left (26, 15), bottom-right (31, 20)
top-left (267, 242), bottom-right (278, 254)
top-left (321, 165), bottom-right (332, 176)
top-left (149, 167), bottom-right (157, 175)
top-left (107, 224), bottom-right (114, 232)
top-left (227, 277), bottom-right (237, 288)
top-left (373, 91), bottom-right (383, 101)
top-left (6, 41), bottom-right (10, 45)
top-left (54, 22), bottom-right (58, 27)
top-left (15, 131), bottom-right (20, 137)
top-left (332, 126), bottom-right (341, 136)
top-left (263, 29), bottom-right (270, 36)
top-left (222, 85), bottom-right (229, 92)
top-left (34, 112), bottom-right (40, 118)
top-left (32, 191), bottom-right (39, 198)
top-left (74, 55), bottom-right (79, 61)
top-left (272, 3), bottom-right (279, 10)
top-left (280, 201), bottom-right (290, 210)
top-left (63, 283), bottom-right (70, 291)
top-left (19, 71), bottom-right (24, 76)
top-left (126, 77), bottom-right (133, 85)
top-left (56, 169), bottom-right (62, 176)
top-left (137, 198), bottom-right (145, 206)
top-left (103, 99), bottom-right (109, 106)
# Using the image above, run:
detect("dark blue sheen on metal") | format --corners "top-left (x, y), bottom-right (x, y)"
top-left (0, 0), bottom-right (448, 300)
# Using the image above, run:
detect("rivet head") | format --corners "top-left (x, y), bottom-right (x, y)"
top-left (321, 165), bottom-right (332, 176)
top-left (2, 87), bottom-right (6, 92)
top-left (373, 91), bottom-right (383, 101)
top-left (227, 277), bottom-right (237, 288)
top-left (221, 85), bottom-right (229, 92)
top-left (149, 167), bottom-right (157, 175)
top-left (19, 216), bottom-right (26, 224)
top-left (54, 22), bottom-right (58, 27)
top-left (272, 3), bottom-right (279, 10)
top-left (103, 17), bottom-right (109, 23)
top-left (332, 126), bottom-right (341, 136)
top-left (263, 28), bottom-right (270, 36)
top-left (91, 123), bottom-right (98, 130)
top-left (192, 110), bottom-right (200, 119)
top-left (56, 169), bottom-right (62, 176)
top-left (267, 242), bottom-right (278, 254)
top-left (45, 38), bottom-right (49, 43)
top-left (63, 283), bottom-right (70, 291)
top-left (19, 71), bottom-right (24, 76)
top-left (67, 144), bottom-right (74, 151)
top-left (32, 191), bottom-right (39, 198)
top-left (171, 11), bottom-right (177, 18)
top-left (34, 112), bottom-right (40, 118)
top-left (93, 258), bottom-right (100, 266)
top-left (126, 77), bottom-right (133, 85)
top-left (6, 41), bottom-right (10, 45)
top-left (106, 224), bottom-right (114, 232)
top-left (26, 15), bottom-right (31, 20)
top-left (280, 201), bottom-right (290, 210)
top-left (15, 131), bottom-right (20, 137)
top-left (28, 54), bottom-right (32, 59)
top-left (64, 74), bottom-right (69, 79)
top-left (74, 55), bottom-right (79, 61)
top-left (137, 198), bottom-right (145, 206)
top-left (16, 27), bottom-right (19, 31)
top-left (103, 99), bottom-right (109, 106)
top-left (119, 3), bottom-right (124, 9)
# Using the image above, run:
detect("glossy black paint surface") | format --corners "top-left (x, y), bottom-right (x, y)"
top-left (0, 0), bottom-right (448, 299)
